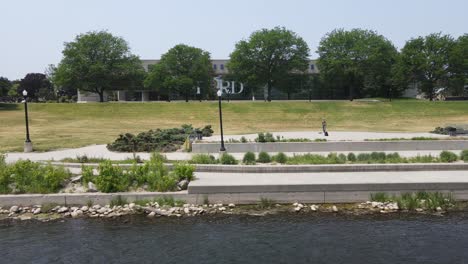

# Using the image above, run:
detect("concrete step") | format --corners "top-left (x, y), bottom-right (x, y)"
top-left (188, 171), bottom-right (468, 194)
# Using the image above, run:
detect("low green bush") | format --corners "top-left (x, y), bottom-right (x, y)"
top-left (287, 154), bottom-right (332, 164)
top-left (242, 152), bottom-right (256, 165)
top-left (95, 160), bottom-right (130, 193)
top-left (81, 165), bottom-right (94, 185)
top-left (395, 192), bottom-right (453, 211)
top-left (0, 160), bottom-right (70, 194)
top-left (107, 124), bottom-right (213, 152)
top-left (189, 154), bottom-right (218, 164)
top-left (272, 152), bottom-right (288, 164)
top-left (440, 151), bottom-right (458, 163)
top-left (370, 192), bottom-right (391, 202)
top-left (257, 197), bottom-right (275, 209)
top-left (0, 154), bottom-right (9, 193)
top-left (461, 150), bottom-right (468, 162)
top-left (347, 153), bottom-right (357, 162)
top-left (407, 155), bottom-right (439, 163)
top-left (255, 132), bottom-right (276, 143)
top-left (240, 136), bottom-right (248, 143)
top-left (220, 153), bottom-right (238, 165)
top-left (257, 152), bottom-right (271, 163)
top-left (173, 163), bottom-right (195, 181)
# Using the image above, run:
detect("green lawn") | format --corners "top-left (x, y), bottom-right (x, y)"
top-left (1, 100), bottom-right (467, 152)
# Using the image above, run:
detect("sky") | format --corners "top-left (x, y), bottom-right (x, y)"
top-left (0, 0), bottom-right (466, 80)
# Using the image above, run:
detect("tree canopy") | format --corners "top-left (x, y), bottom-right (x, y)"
top-left (17, 73), bottom-right (54, 101)
top-left (397, 33), bottom-right (455, 100)
top-left (0, 77), bottom-right (11, 97)
top-left (144, 44), bottom-right (213, 102)
top-left (53, 30), bottom-right (145, 102)
top-left (227, 27), bottom-right (310, 101)
top-left (317, 29), bottom-right (398, 100)
top-left (448, 34), bottom-right (468, 96)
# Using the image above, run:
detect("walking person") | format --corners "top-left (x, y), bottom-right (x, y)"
top-left (322, 119), bottom-right (328, 136)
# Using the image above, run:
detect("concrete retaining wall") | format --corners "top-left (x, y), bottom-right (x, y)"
top-left (192, 140), bottom-right (468, 153)
top-left (1, 190), bottom-right (468, 206)
top-left (49, 162), bottom-right (468, 173)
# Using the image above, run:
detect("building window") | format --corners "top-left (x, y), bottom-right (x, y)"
top-left (213, 64), bottom-right (217, 70)
top-left (220, 64), bottom-right (224, 70)
top-left (310, 64), bottom-right (315, 70)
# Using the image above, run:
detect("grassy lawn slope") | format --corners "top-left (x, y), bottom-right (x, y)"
top-left (1, 100), bottom-right (467, 152)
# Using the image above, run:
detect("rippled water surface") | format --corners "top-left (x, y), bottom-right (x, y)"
top-left (2, 213), bottom-right (468, 264)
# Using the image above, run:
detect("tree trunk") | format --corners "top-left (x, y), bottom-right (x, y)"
top-left (267, 81), bottom-right (272, 102)
top-left (97, 90), bottom-right (104, 102)
top-left (287, 92), bottom-right (291, 100)
top-left (185, 92), bottom-right (189, 102)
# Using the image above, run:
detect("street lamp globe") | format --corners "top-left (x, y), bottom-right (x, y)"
top-left (217, 90), bottom-right (222, 97)
top-left (22, 90), bottom-right (28, 96)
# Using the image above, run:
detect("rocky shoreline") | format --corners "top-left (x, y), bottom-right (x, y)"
top-left (1, 200), bottom-right (466, 222)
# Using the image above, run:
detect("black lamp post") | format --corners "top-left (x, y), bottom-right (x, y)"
top-left (22, 90), bottom-right (33, 152)
top-left (217, 89), bottom-right (226, 152)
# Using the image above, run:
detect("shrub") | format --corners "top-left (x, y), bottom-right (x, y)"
top-left (76, 154), bottom-right (89, 163)
top-left (326, 153), bottom-right (346, 164)
top-left (257, 152), bottom-right (271, 163)
top-left (95, 160), bottom-right (130, 193)
top-left (264, 132), bottom-right (275, 142)
top-left (461, 150), bottom-right (468, 162)
top-left (81, 165), bottom-right (94, 185)
top-left (256, 132), bottom-right (266, 143)
top-left (242, 152), bottom-right (256, 165)
top-left (287, 154), bottom-right (330, 165)
top-left (8, 161), bottom-right (70, 194)
top-left (357, 153), bottom-right (371, 162)
top-left (257, 197), bottom-right (275, 209)
top-left (347, 153), bottom-right (357, 162)
top-left (370, 152), bottom-right (386, 162)
top-left (149, 175), bottom-right (178, 192)
top-left (220, 153), bottom-right (238, 165)
top-left (107, 124), bottom-right (213, 152)
top-left (0, 154), bottom-right (10, 194)
top-left (201, 125), bottom-right (214, 137)
top-left (338, 153), bottom-right (347, 163)
top-left (189, 154), bottom-right (218, 164)
top-left (370, 192), bottom-right (391, 202)
top-left (240, 136), bottom-right (248, 143)
top-left (439, 151), bottom-right (458, 163)
top-left (407, 155), bottom-right (438, 163)
top-left (272, 152), bottom-right (288, 164)
top-left (173, 163), bottom-right (195, 181)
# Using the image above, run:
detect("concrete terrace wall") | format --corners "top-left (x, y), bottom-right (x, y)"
top-left (192, 140), bottom-right (468, 153)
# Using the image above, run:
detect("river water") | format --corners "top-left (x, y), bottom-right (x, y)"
top-left (2, 213), bottom-right (468, 264)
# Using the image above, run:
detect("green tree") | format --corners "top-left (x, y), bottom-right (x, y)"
top-left (18, 73), bottom-right (54, 101)
top-left (0, 77), bottom-right (11, 97)
top-left (398, 33), bottom-right (455, 100)
top-left (53, 30), bottom-right (145, 102)
top-left (275, 73), bottom-right (308, 100)
top-left (228, 27), bottom-right (310, 101)
top-left (317, 29), bottom-right (398, 100)
top-left (448, 34), bottom-right (468, 96)
top-left (144, 44), bottom-right (213, 102)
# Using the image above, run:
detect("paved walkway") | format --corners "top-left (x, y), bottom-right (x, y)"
top-left (189, 170), bottom-right (468, 194)
top-left (3, 131), bottom-right (458, 163)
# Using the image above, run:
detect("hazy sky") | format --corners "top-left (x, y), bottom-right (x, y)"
top-left (0, 0), bottom-right (466, 80)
